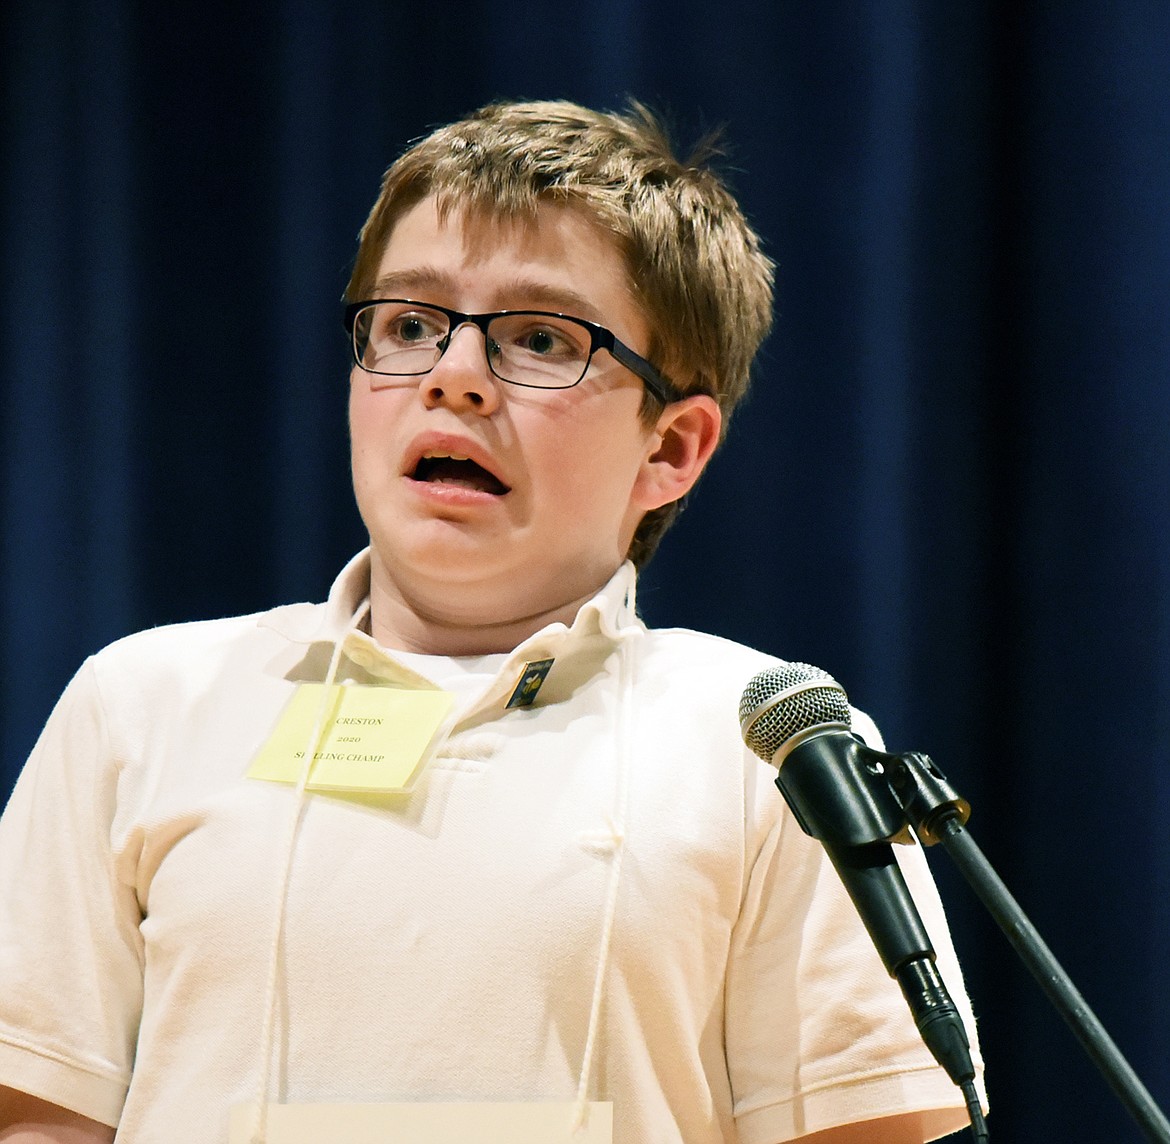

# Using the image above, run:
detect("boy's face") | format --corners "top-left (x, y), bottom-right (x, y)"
top-left (349, 195), bottom-right (687, 650)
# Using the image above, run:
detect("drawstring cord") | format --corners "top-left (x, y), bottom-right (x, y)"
top-left (246, 602), bottom-right (633, 1140)
top-left (248, 599), bottom-right (370, 1144)
top-left (571, 634), bottom-right (635, 1133)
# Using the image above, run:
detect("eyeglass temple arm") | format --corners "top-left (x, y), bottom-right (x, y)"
top-left (606, 337), bottom-right (681, 405)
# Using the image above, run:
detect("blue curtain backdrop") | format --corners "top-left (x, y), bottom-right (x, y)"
top-left (3, 3), bottom-right (1169, 1141)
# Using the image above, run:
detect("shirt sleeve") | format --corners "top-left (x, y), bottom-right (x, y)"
top-left (724, 737), bottom-right (983, 1144)
top-left (0, 658), bottom-right (143, 1126)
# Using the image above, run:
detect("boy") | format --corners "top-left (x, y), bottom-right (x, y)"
top-left (0, 100), bottom-right (981, 1143)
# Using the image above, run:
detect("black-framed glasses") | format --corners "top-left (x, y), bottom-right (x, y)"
top-left (343, 298), bottom-right (682, 404)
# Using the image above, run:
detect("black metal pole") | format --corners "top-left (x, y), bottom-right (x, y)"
top-left (934, 814), bottom-right (1170, 1144)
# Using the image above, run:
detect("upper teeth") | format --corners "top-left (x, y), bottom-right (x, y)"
top-left (423, 451), bottom-right (470, 461)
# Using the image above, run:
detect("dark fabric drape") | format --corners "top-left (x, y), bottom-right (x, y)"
top-left (3, 3), bottom-right (1169, 1141)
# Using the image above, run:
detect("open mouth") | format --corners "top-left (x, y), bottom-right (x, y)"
top-left (410, 453), bottom-right (510, 495)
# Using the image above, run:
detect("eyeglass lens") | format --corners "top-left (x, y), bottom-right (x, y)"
top-left (353, 301), bottom-right (594, 389)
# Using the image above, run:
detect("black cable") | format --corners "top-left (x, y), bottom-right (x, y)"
top-left (962, 1079), bottom-right (989, 1142)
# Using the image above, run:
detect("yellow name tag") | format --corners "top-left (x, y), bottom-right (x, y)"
top-left (248, 684), bottom-right (454, 793)
top-left (229, 1101), bottom-right (613, 1143)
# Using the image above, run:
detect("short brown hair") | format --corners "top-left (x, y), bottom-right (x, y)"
top-left (347, 99), bottom-right (774, 567)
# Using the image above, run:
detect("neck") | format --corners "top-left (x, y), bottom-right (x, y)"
top-left (365, 556), bottom-right (615, 656)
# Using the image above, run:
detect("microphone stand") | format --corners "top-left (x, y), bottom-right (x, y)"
top-left (887, 751), bottom-right (1170, 1144)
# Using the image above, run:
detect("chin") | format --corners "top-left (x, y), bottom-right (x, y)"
top-left (386, 534), bottom-right (517, 581)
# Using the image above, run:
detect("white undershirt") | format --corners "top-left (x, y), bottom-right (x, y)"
top-left (391, 650), bottom-right (510, 711)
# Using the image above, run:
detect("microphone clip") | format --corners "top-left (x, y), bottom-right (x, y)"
top-left (884, 751), bottom-right (972, 846)
top-left (775, 729), bottom-right (918, 849)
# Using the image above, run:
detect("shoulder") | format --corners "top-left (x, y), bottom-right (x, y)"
top-left (84, 600), bottom-right (323, 699)
top-left (636, 625), bottom-right (883, 750)
top-left (631, 626), bottom-right (781, 749)
top-left (96, 600), bottom-right (317, 657)
top-left (638, 624), bottom-right (777, 679)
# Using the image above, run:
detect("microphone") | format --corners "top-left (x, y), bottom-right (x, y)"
top-left (739, 662), bottom-right (979, 1096)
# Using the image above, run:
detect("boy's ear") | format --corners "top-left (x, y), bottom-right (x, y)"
top-left (637, 394), bottom-right (723, 511)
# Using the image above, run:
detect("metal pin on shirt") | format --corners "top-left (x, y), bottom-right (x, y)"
top-left (506, 659), bottom-right (555, 708)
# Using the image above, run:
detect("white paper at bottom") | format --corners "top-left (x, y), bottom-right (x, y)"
top-left (229, 1100), bottom-right (613, 1143)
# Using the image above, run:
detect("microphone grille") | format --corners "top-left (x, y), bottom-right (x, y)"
top-left (739, 662), bottom-right (852, 760)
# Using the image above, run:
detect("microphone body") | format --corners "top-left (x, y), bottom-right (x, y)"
top-left (739, 665), bottom-right (977, 1089)
top-left (772, 726), bottom-right (933, 974)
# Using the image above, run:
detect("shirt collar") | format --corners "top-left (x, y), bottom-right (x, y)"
top-left (260, 549), bottom-right (644, 714)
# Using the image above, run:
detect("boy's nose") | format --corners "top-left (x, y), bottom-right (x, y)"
top-left (419, 324), bottom-right (501, 414)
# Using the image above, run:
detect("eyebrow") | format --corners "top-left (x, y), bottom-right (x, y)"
top-left (370, 268), bottom-right (452, 298)
top-left (369, 269), bottom-right (607, 324)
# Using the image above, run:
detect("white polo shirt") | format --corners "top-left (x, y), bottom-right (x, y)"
top-left (0, 552), bottom-right (981, 1143)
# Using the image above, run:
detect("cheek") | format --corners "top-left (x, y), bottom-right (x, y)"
top-left (349, 375), bottom-right (400, 443)
top-left (348, 389), bottom-right (403, 494)
top-left (530, 419), bottom-right (651, 518)
top-left (347, 374), bottom-right (367, 439)
top-left (347, 396), bottom-right (371, 471)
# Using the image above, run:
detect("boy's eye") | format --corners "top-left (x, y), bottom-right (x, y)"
top-left (503, 320), bottom-right (583, 360)
top-left (388, 311), bottom-right (444, 343)
top-left (523, 328), bottom-right (559, 355)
